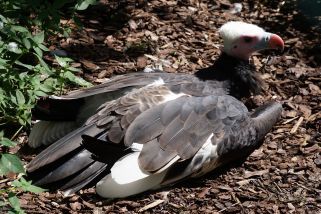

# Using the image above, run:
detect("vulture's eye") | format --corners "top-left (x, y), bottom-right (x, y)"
top-left (243, 37), bottom-right (253, 43)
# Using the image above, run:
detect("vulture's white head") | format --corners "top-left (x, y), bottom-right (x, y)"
top-left (219, 21), bottom-right (284, 60)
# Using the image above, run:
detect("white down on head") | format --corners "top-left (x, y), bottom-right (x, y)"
top-left (218, 21), bottom-right (284, 60)
top-left (219, 21), bottom-right (265, 52)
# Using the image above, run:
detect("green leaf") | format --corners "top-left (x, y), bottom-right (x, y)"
top-left (64, 71), bottom-right (92, 87)
top-left (39, 83), bottom-right (54, 92)
top-left (10, 94), bottom-right (17, 105)
top-left (33, 32), bottom-right (44, 44)
top-left (8, 193), bottom-right (19, 209)
top-left (63, 70), bottom-right (76, 81)
top-left (33, 46), bottom-right (43, 58)
top-left (0, 163), bottom-right (8, 176)
top-left (0, 200), bottom-right (7, 207)
top-left (15, 90), bottom-right (25, 105)
top-left (0, 14), bottom-right (8, 23)
top-left (12, 178), bottom-right (46, 193)
top-left (75, 77), bottom-right (92, 87)
top-left (18, 117), bottom-right (26, 126)
top-left (55, 55), bottom-right (67, 67)
top-left (11, 26), bottom-right (29, 33)
top-left (15, 61), bottom-right (34, 70)
top-left (0, 154), bottom-right (25, 175)
top-left (0, 138), bottom-right (16, 147)
top-left (68, 66), bottom-right (81, 72)
top-left (38, 43), bottom-right (49, 51)
top-left (34, 53), bottom-right (50, 72)
top-left (0, 58), bottom-right (9, 64)
top-left (34, 90), bottom-right (47, 97)
top-left (8, 193), bottom-right (24, 214)
top-left (22, 38), bottom-right (31, 49)
top-left (18, 72), bottom-right (28, 79)
top-left (75, 0), bottom-right (97, 10)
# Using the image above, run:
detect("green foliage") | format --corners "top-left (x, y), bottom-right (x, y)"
top-left (0, 0), bottom-right (95, 126)
top-left (1, 0), bottom-right (97, 35)
top-left (0, 16), bottom-right (91, 126)
top-left (12, 177), bottom-right (46, 194)
top-left (76, 0), bottom-right (98, 10)
top-left (55, 55), bottom-right (92, 91)
top-left (8, 192), bottom-right (25, 214)
top-left (0, 0), bottom-right (97, 213)
top-left (0, 154), bottom-right (25, 176)
top-left (0, 132), bottom-right (45, 213)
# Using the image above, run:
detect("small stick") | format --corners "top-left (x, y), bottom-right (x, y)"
top-left (10, 126), bottom-right (23, 141)
top-left (282, 116), bottom-right (299, 124)
top-left (290, 117), bottom-right (304, 134)
top-left (138, 199), bottom-right (165, 212)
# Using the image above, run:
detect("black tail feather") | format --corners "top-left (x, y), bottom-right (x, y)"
top-left (81, 135), bottom-right (130, 164)
top-left (61, 161), bottom-right (108, 195)
top-left (27, 135), bottom-right (131, 194)
top-left (27, 124), bottom-right (101, 172)
top-left (33, 150), bottom-right (94, 185)
top-left (32, 97), bottom-right (85, 121)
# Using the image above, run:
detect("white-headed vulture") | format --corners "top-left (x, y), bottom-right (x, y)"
top-left (27, 22), bottom-right (284, 198)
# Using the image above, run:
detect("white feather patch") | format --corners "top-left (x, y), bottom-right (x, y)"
top-left (130, 143), bottom-right (143, 152)
top-left (147, 77), bottom-right (165, 87)
top-left (163, 91), bottom-right (188, 103)
top-left (190, 134), bottom-right (219, 178)
top-left (146, 77), bottom-right (189, 104)
top-left (96, 152), bottom-right (167, 198)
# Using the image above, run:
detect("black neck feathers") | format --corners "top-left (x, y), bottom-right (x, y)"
top-left (194, 52), bottom-right (262, 98)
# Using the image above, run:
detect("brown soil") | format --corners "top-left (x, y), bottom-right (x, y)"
top-left (1, 0), bottom-right (321, 213)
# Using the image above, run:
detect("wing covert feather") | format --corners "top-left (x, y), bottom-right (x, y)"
top-left (123, 95), bottom-right (250, 172)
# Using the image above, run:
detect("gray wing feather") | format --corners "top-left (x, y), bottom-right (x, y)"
top-left (107, 121), bottom-right (124, 143)
top-left (159, 97), bottom-right (218, 158)
top-left (124, 104), bottom-right (166, 146)
top-left (61, 72), bottom-right (166, 99)
top-left (28, 121), bottom-right (79, 148)
top-left (138, 139), bottom-right (177, 172)
top-left (124, 95), bottom-right (248, 172)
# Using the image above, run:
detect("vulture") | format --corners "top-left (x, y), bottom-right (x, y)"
top-left (27, 21), bottom-right (284, 198)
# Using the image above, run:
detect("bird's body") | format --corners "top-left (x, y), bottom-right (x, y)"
top-left (29, 52), bottom-right (259, 148)
top-left (27, 22), bottom-right (284, 198)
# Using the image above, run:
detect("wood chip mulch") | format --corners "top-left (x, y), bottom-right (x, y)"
top-left (1, 0), bottom-right (320, 213)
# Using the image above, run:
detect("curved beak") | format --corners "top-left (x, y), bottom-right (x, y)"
top-left (268, 34), bottom-right (284, 51)
top-left (254, 32), bottom-right (284, 52)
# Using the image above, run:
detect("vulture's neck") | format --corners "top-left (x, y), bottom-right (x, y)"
top-left (194, 52), bottom-right (262, 98)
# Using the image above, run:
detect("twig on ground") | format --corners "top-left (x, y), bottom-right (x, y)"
top-left (138, 199), bottom-right (165, 212)
top-left (290, 117), bottom-right (304, 134)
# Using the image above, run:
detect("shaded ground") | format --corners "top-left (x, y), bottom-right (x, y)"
top-left (1, 0), bottom-right (321, 213)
